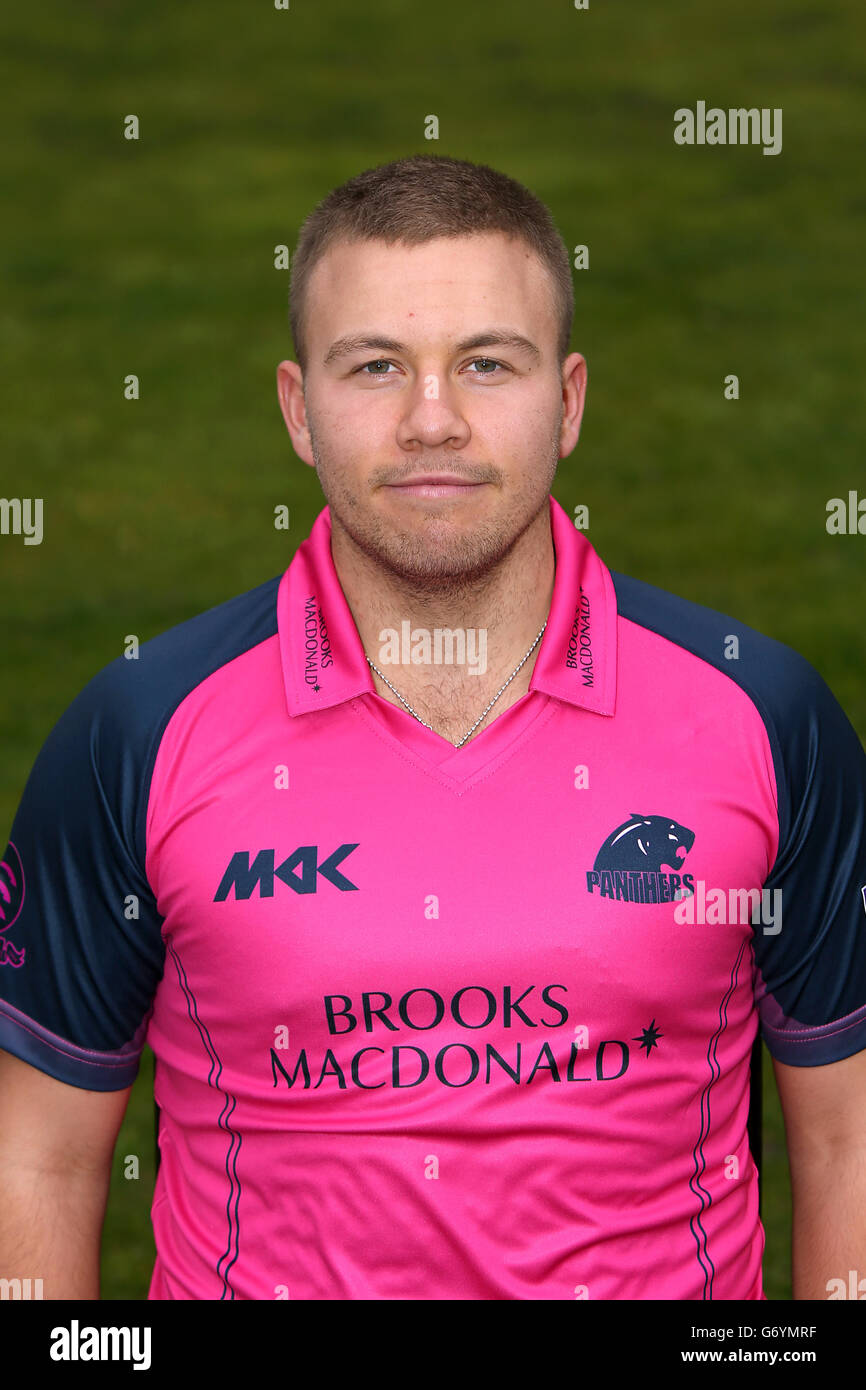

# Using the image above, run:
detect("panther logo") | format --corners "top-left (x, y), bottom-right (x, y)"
top-left (0, 842), bottom-right (26, 968)
top-left (593, 815), bottom-right (695, 874)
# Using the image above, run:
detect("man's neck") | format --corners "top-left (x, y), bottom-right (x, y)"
top-left (329, 507), bottom-right (556, 744)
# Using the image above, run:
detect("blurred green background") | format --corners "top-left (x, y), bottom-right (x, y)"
top-left (2, 0), bottom-right (864, 1300)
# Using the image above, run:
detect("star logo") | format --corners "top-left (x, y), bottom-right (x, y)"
top-left (313, 684), bottom-right (320, 692)
top-left (633, 1019), bottom-right (663, 1056)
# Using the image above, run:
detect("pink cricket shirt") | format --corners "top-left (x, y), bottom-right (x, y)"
top-left (3, 495), bottom-right (866, 1299)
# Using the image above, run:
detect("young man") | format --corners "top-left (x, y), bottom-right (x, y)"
top-left (1, 154), bottom-right (865, 1301)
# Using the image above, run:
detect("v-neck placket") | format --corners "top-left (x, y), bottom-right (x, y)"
top-left (277, 495), bottom-right (618, 779)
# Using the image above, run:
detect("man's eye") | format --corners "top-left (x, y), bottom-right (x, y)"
top-left (466, 358), bottom-right (505, 375)
top-left (357, 360), bottom-right (396, 375)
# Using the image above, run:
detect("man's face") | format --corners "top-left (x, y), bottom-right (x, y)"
top-left (278, 231), bottom-right (586, 591)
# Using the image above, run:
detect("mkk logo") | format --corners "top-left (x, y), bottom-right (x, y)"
top-left (586, 814), bottom-right (695, 905)
top-left (214, 845), bottom-right (359, 900)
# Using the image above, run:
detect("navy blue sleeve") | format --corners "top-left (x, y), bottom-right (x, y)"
top-left (0, 573), bottom-right (282, 1092)
top-left (752, 651), bottom-right (866, 1066)
top-left (0, 657), bottom-right (166, 1091)
top-left (611, 568), bottom-right (866, 1070)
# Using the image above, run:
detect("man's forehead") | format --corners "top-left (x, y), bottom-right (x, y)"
top-left (316, 231), bottom-right (547, 289)
top-left (306, 232), bottom-right (554, 344)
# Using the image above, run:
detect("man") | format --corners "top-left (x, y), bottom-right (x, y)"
top-left (1, 154), bottom-right (865, 1301)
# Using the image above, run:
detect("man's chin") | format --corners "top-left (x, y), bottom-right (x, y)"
top-left (344, 515), bottom-right (516, 590)
top-left (324, 477), bottom-right (553, 591)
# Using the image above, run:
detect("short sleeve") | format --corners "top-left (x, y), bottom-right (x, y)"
top-left (0, 659), bottom-right (166, 1091)
top-left (753, 653), bottom-right (866, 1066)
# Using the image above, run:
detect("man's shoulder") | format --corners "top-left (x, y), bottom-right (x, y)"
top-left (131, 570), bottom-right (282, 678)
top-left (609, 566), bottom-right (831, 725)
top-left (47, 572), bottom-right (283, 754)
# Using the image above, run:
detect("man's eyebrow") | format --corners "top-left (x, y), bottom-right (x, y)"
top-left (322, 329), bottom-right (542, 367)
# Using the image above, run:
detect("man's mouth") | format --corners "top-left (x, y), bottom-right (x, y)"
top-left (384, 474), bottom-right (488, 499)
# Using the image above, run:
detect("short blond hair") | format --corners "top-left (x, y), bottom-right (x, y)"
top-left (289, 153), bottom-right (574, 372)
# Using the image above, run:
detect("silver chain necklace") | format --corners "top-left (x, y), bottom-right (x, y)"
top-left (365, 621), bottom-right (547, 748)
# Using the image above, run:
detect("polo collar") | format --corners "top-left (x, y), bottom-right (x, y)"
top-left (278, 494), bottom-right (617, 718)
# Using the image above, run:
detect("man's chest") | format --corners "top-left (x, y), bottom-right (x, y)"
top-left (147, 701), bottom-right (777, 1096)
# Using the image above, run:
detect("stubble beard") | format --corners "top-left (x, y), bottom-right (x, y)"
top-left (308, 425), bottom-right (560, 603)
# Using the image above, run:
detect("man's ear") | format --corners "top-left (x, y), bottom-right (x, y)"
top-left (559, 351), bottom-right (587, 458)
top-left (276, 360), bottom-right (315, 468)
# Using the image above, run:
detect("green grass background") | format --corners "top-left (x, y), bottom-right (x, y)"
top-left (1, 0), bottom-right (864, 1300)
